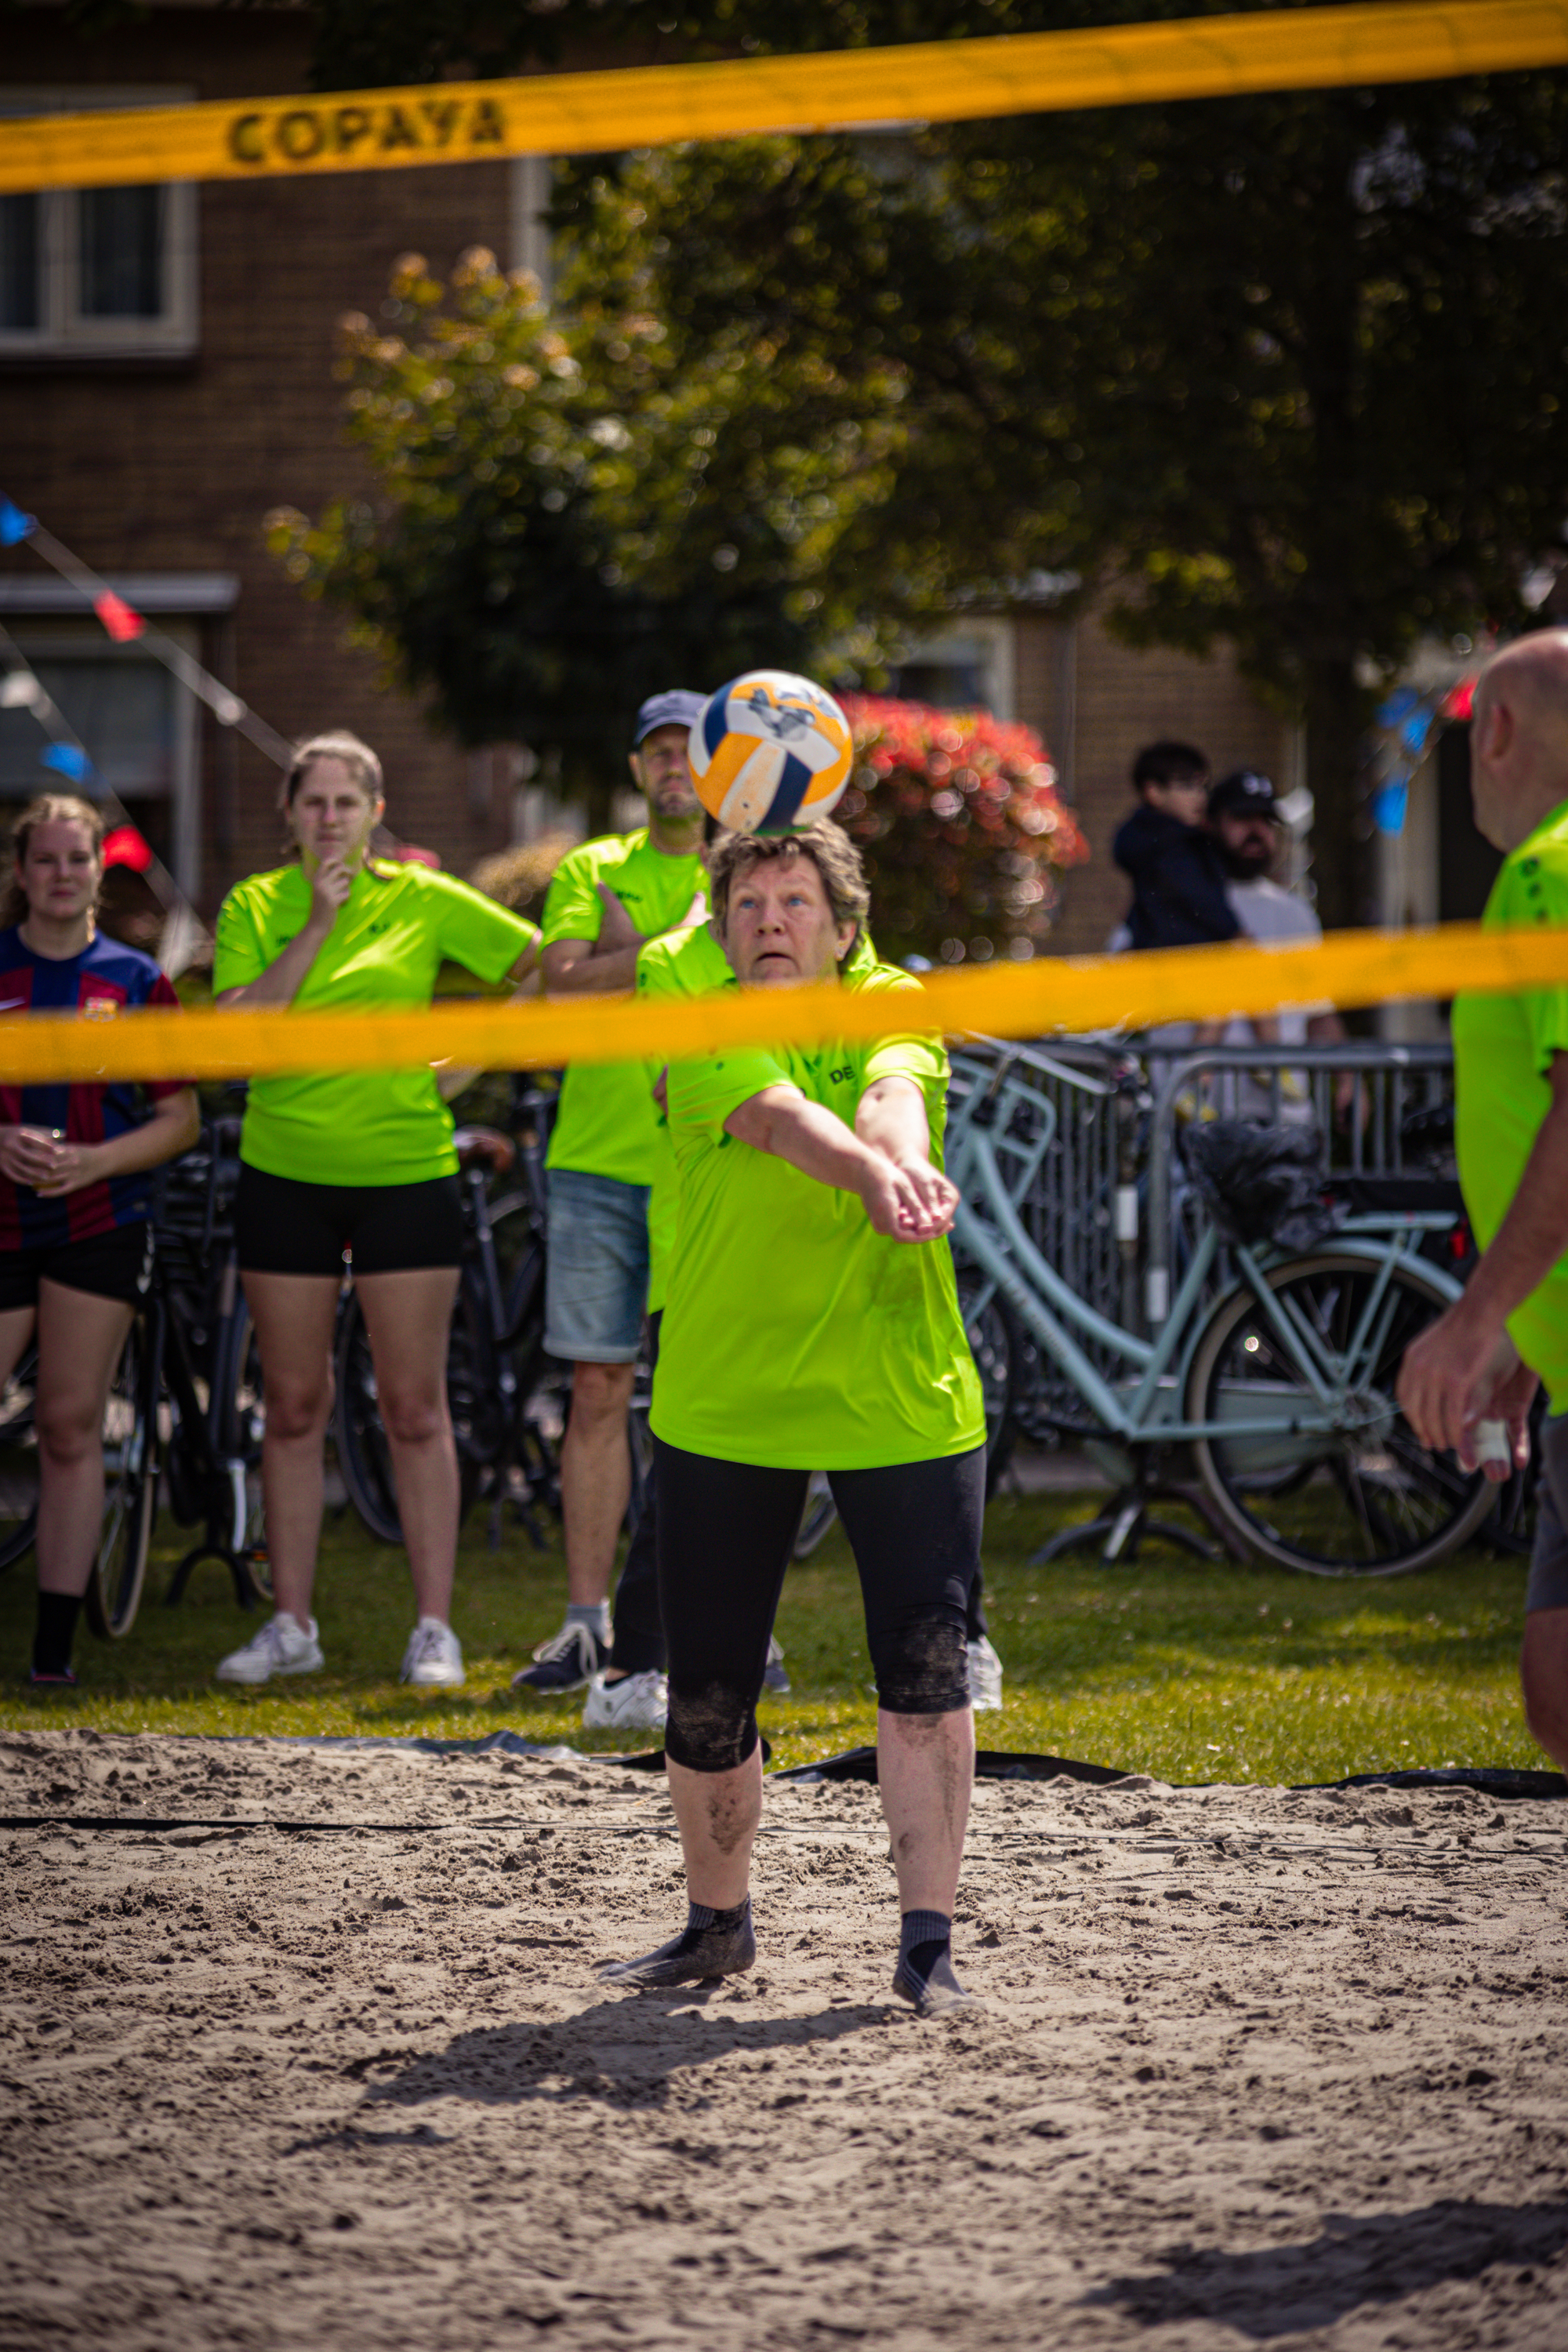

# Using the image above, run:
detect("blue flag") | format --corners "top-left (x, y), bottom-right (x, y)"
top-left (40, 744), bottom-right (93, 784)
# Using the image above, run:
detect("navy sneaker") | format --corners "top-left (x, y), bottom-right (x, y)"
top-left (27, 1663), bottom-right (78, 1687)
top-left (510, 1620), bottom-right (609, 1695)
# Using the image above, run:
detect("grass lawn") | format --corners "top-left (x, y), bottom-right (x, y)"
top-left (0, 1482), bottom-right (1543, 1784)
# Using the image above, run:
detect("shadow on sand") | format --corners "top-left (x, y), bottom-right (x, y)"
top-left (1083, 2200), bottom-right (1568, 2338)
top-left (358, 1987), bottom-right (899, 2113)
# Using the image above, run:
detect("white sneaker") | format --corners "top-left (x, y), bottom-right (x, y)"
top-left (216, 1613), bottom-right (324, 1685)
top-left (401, 1617), bottom-right (465, 1688)
top-left (582, 1668), bottom-right (668, 1732)
top-left (967, 1635), bottom-right (1004, 1713)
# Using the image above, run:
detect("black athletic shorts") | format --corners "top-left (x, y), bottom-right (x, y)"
top-left (654, 1440), bottom-right (984, 1768)
top-left (0, 1221), bottom-right (154, 1312)
top-left (235, 1165), bottom-right (464, 1279)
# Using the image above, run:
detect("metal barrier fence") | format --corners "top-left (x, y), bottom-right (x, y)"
top-left (1141, 1040), bottom-right (1455, 1330)
top-left (951, 1036), bottom-right (1457, 1346)
top-left (949, 1040), bottom-right (1132, 1390)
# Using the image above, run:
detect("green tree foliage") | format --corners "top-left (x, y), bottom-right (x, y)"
top-left (266, 245), bottom-right (905, 808)
top-left (298, 0), bottom-right (1568, 922)
top-left (551, 74), bottom-right (1568, 921)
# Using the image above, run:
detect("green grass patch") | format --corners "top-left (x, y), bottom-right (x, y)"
top-left (0, 1486), bottom-right (1541, 1784)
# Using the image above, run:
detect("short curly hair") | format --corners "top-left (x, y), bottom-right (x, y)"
top-left (708, 822), bottom-right (869, 958)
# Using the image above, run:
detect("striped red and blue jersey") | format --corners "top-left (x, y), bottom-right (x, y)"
top-left (0, 927), bottom-right (186, 1248)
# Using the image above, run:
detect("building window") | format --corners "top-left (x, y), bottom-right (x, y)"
top-left (0, 626), bottom-right (200, 892)
top-left (0, 93), bottom-right (197, 358)
top-left (888, 621), bottom-right (1016, 719)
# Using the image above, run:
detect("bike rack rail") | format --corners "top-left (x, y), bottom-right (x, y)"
top-left (1141, 1040), bottom-right (1454, 1329)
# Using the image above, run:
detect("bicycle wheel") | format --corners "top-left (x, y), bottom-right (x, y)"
top-left (214, 1292), bottom-right (271, 1601)
top-left (1188, 1249), bottom-right (1494, 1576)
top-left (84, 1307), bottom-right (162, 1639)
top-left (332, 1287), bottom-right (403, 1545)
top-left (0, 1343), bottom-right (40, 1573)
top-left (496, 1206), bottom-right (565, 1528)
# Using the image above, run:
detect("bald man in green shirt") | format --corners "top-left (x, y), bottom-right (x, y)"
top-left (1399, 630), bottom-right (1568, 1773)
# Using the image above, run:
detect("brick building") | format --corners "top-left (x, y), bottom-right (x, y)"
top-left (0, 5), bottom-right (542, 913)
top-left (1, 5), bottom-right (1292, 947)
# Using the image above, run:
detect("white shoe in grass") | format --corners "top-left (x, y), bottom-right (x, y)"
top-left (967, 1635), bottom-right (1004, 1713)
top-left (401, 1617), bottom-right (465, 1688)
top-left (216, 1613), bottom-right (323, 1685)
top-left (582, 1669), bottom-right (668, 1732)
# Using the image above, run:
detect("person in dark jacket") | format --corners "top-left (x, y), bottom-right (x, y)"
top-left (1113, 740), bottom-right (1240, 952)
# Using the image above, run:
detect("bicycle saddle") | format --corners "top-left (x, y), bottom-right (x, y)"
top-left (452, 1125), bottom-right (517, 1175)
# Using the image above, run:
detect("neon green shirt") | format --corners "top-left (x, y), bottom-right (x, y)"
top-left (637, 924), bottom-right (884, 1315)
top-left (650, 960), bottom-right (986, 1470)
top-left (1454, 797), bottom-right (1568, 1406)
top-left (543, 828), bottom-right (705, 1188)
top-left (213, 860), bottom-right (537, 1187)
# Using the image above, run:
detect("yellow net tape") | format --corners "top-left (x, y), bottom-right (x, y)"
top-left (0, 2), bottom-right (1563, 195)
top-left (1, 922), bottom-right (1561, 1084)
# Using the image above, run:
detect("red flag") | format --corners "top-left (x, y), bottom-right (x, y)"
top-left (94, 590), bottom-right (145, 643)
top-left (102, 825), bottom-right (154, 874)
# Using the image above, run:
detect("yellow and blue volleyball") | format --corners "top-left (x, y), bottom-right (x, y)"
top-left (688, 671), bottom-right (854, 834)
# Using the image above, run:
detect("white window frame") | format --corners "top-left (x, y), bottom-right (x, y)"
top-left (0, 621), bottom-right (201, 897)
top-left (0, 89), bottom-right (198, 358)
top-left (509, 154), bottom-right (554, 295)
top-left (893, 619), bottom-right (1017, 720)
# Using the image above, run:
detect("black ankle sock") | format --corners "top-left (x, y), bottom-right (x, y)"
top-left (688, 1897), bottom-right (750, 1935)
top-left (33, 1592), bottom-right (82, 1679)
top-left (898, 1907), bottom-right (952, 1978)
top-left (894, 1908), bottom-right (977, 2016)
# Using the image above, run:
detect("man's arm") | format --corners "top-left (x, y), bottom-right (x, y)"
top-left (544, 890), bottom-right (641, 995)
top-left (1397, 1052), bottom-right (1568, 1459)
top-left (544, 882), bottom-right (703, 996)
top-left (724, 1083), bottom-right (955, 1242)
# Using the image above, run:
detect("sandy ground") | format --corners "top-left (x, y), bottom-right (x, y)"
top-left (2, 1730), bottom-right (1567, 2351)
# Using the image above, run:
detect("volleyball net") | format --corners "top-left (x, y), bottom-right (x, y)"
top-left (0, 921), bottom-right (1556, 1084)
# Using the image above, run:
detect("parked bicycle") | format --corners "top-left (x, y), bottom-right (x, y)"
top-left (334, 1078), bottom-right (564, 1550)
top-left (947, 1042), bottom-right (1493, 1577)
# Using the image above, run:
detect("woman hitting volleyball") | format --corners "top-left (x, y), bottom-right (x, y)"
top-left (210, 732), bottom-right (539, 1690)
top-left (601, 677), bottom-right (987, 2016)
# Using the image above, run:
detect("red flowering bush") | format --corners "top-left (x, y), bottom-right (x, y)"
top-left (837, 695), bottom-right (1088, 964)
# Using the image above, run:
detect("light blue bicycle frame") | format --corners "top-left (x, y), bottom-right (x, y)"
top-left (948, 1056), bottom-right (1461, 1449)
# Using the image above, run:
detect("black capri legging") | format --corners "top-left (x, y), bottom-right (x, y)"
top-left (654, 1439), bottom-right (985, 1775)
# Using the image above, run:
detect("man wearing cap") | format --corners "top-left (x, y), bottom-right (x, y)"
top-left (512, 693), bottom-right (708, 1714)
top-left (1207, 769), bottom-right (1356, 1121)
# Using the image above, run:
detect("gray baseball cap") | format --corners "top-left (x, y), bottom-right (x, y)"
top-left (633, 690), bottom-right (706, 746)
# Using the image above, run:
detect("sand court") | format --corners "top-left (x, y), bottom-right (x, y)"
top-left (3, 1726), bottom-right (1567, 2348)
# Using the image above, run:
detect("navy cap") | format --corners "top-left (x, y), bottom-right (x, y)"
top-left (1209, 768), bottom-right (1280, 820)
top-left (634, 690), bottom-right (706, 747)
